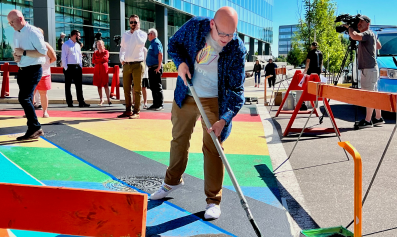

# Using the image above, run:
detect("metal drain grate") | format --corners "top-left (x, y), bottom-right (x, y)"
top-left (102, 179), bottom-right (137, 192)
top-left (117, 176), bottom-right (163, 193)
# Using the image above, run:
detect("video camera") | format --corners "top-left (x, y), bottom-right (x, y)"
top-left (335, 14), bottom-right (362, 33)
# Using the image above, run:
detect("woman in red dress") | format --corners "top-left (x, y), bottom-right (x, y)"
top-left (92, 40), bottom-right (111, 106)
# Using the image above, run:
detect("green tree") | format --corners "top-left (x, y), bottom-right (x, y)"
top-left (287, 46), bottom-right (304, 67)
top-left (293, 0), bottom-right (349, 72)
top-left (275, 55), bottom-right (287, 62)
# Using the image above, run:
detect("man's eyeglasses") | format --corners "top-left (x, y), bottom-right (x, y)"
top-left (130, 21), bottom-right (138, 25)
top-left (214, 21), bottom-right (237, 38)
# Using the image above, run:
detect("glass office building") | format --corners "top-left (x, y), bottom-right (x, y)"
top-left (0, 0), bottom-right (274, 62)
top-left (278, 24), bottom-right (297, 56)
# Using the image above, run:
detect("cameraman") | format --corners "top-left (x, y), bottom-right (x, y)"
top-left (344, 15), bottom-right (383, 127)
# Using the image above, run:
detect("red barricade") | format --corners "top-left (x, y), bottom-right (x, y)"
top-left (275, 70), bottom-right (319, 117)
top-left (0, 64), bottom-right (121, 99)
top-left (283, 74), bottom-right (340, 137)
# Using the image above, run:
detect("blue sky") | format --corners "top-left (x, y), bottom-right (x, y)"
top-left (272, 0), bottom-right (397, 56)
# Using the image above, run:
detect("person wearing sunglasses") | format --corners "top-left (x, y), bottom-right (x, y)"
top-left (118, 14), bottom-right (147, 119)
top-left (149, 7), bottom-right (246, 220)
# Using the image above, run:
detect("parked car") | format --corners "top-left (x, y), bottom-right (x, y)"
top-left (376, 30), bottom-right (397, 92)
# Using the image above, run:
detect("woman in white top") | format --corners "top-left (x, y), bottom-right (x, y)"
top-left (36, 28), bottom-right (56, 118)
top-left (133, 47), bottom-right (149, 109)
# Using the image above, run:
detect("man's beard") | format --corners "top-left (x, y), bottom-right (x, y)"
top-left (130, 25), bottom-right (136, 31)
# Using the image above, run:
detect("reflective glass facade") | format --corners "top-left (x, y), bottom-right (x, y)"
top-left (278, 24), bottom-right (297, 56)
top-left (0, 0), bottom-right (273, 61)
top-left (0, 0), bottom-right (33, 60)
top-left (126, 0), bottom-right (273, 43)
top-left (158, 0), bottom-right (273, 43)
top-left (55, 0), bottom-right (110, 51)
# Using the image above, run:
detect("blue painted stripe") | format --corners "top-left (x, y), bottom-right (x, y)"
top-left (0, 152), bottom-right (42, 186)
top-left (40, 137), bottom-right (236, 237)
top-left (41, 180), bottom-right (110, 191)
top-left (224, 186), bottom-right (284, 209)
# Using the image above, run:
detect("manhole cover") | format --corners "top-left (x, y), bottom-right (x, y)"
top-left (43, 131), bottom-right (57, 138)
top-left (102, 179), bottom-right (136, 192)
top-left (117, 176), bottom-right (163, 193)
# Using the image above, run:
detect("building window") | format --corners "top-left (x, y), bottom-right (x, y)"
top-left (55, 0), bottom-right (110, 51)
top-left (0, 0), bottom-right (33, 60)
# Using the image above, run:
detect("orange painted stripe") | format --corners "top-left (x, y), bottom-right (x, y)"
top-left (308, 82), bottom-right (397, 112)
top-left (0, 229), bottom-right (9, 237)
top-left (0, 183), bottom-right (147, 237)
top-left (0, 110), bottom-right (261, 122)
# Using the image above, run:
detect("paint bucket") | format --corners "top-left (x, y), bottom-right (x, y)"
top-left (300, 226), bottom-right (353, 237)
top-left (282, 91), bottom-right (295, 110)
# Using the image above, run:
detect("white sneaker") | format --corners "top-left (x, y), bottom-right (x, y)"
top-left (204, 203), bottom-right (221, 220)
top-left (149, 181), bottom-right (184, 200)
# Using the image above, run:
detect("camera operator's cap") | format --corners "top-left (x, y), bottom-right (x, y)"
top-left (311, 41), bottom-right (318, 47)
top-left (60, 32), bottom-right (66, 36)
top-left (358, 15), bottom-right (371, 23)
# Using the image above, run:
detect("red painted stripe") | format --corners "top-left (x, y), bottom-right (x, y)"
top-left (0, 110), bottom-right (261, 122)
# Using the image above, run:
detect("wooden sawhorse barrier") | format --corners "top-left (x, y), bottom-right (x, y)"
top-left (0, 183), bottom-right (147, 237)
top-left (283, 74), bottom-right (339, 137)
top-left (275, 70), bottom-right (319, 118)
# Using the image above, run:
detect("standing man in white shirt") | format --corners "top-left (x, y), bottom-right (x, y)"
top-left (61, 30), bottom-right (90, 108)
top-left (118, 14), bottom-right (147, 119)
top-left (8, 10), bottom-right (47, 140)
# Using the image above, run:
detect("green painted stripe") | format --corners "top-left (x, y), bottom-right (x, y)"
top-left (0, 146), bottom-right (109, 183)
top-left (135, 151), bottom-right (277, 188)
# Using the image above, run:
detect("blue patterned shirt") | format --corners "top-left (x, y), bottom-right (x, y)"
top-left (168, 16), bottom-right (247, 141)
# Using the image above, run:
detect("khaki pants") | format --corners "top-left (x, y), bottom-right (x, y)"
top-left (164, 96), bottom-right (224, 205)
top-left (123, 62), bottom-right (143, 113)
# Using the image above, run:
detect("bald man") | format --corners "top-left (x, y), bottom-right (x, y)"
top-left (150, 7), bottom-right (247, 220)
top-left (8, 10), bottom-right (47, 140)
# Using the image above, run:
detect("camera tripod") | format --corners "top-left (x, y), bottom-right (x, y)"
top-left (319, 39), bottom-right (361, 129)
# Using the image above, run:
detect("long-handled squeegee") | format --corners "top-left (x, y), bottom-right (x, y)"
top-left (187, 79), bottom-right (263, 237)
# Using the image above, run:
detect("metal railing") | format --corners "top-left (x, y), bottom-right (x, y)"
top-left (55, 50), bottom-right (120, 68)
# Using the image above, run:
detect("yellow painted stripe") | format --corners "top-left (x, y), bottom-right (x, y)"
top-left (0, 115), bottom-right (269, 155)
top-left (0, 135), bottom-right (56, 148)
top-left (70, 119), bottom-right (269, 155)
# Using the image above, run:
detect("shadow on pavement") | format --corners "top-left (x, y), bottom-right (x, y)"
top-left (363, 226), bottom-right (397, 236)
top-left (146, 211), bottom-right (206, 237)
top-left (254, 164), bottom-right (319, 231)
top-left (0, 139), bottom-right (38, 146)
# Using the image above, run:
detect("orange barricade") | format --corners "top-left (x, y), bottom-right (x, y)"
top-left (283, 74), bottom-right (340, 137)
top-left (338, 141), bottom-right (362, 237)
top-left (0, 183), bottom-right (147, 237)
top-left (275, 70), bottom-right (319, 117)
top-left (307, 81), bottom-right (397, 112)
